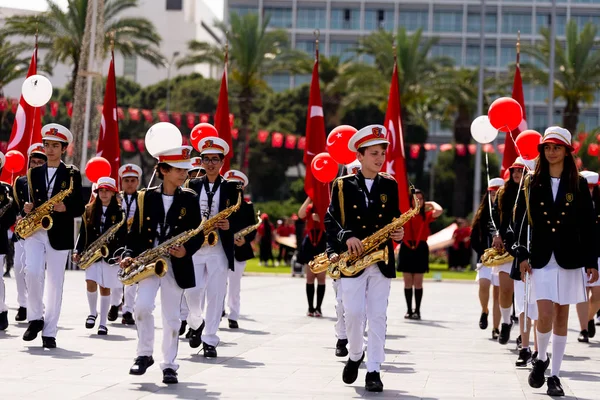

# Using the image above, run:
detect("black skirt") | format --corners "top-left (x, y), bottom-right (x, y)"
top-left (397, 241), bottom-right (429, 273)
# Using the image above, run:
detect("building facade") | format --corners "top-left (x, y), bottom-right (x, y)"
top-left (225, 0), bottom-right (600, 137)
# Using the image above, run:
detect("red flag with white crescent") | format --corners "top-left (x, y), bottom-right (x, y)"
top-left (1, 47), bottom-right (42, 183)
top-left (214, 63), bottom-right (233, 172)
top-left (501, 63), bottom-right (527, 175)
top-left (96, 52), bottom-right (120, 185)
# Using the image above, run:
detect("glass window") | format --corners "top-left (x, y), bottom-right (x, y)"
top-left (572, 0), bottom-right (600, 3)
top-left (362, 54), bottom-right (375, 65)
top-left (431, 44), bottom-right (462, 66)
top-left (230, 6), bottom-right (257, 17)
top-left (502, 13), bottom-right (532, 35)
top-left (294, 74), bottom-right (311, 87)
top-left (331, 8), bottom-right (360, 30)
top-left (265, 74), bottom-right (290, 92)
top-left (296, 8), bottom-right (326, 29)
top-left (533, 111), bottom-right (549, 133)
top-left (579, 114), bottom-right (598, 130)
top-left (264, 7), bottom-right (292, 28)
top-left (571, 15), bottom-right (600, 34)
top-left (123, 55), bottom-right (137, 82)
top-left (533, 86), bottom-right (548, 102)
top-left (166, 0), bottom-right (182, 10)
top-left (330, 41), bottom-right (357, 62)
top-left (467, 13), bottom-right (497, 33)
top-left (500, 46), bottom-right (518, 68)
top-left (433, 11), bottom-right (463, 33)
top-left (536, 13), bottom-right (567, 35)
top-left (365, 9), bottom-right (394, 31)
top-left (398, 10), bottom-right (429, 32)
top-left (466, 45), bottom-right (496, 67)
top-left (295, 40), bottom-right (316, 54)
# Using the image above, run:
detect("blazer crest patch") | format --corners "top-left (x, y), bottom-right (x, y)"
top-left (380, 194), bottom-right (388, 204)
top-left (566, 193), bottom-right (574, 202)
top-left (61, 181), bottom-right (67, 189)
top-left (180, 207), bottom-right (186, 217)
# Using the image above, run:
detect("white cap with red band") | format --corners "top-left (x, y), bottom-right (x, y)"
top-left (223, 169), bottom-right (249, 187)
top-left (95, 177), bottom-right (118, 192)
top-left (199, 136), bottom-right (229, 156)
top-left (42, 123), bottom-right (73, 144)
top-left (118, 164), bottom-right (142, 179)
top-left (581, 170), bottom-right (599, 186)
top-left (189, 157), bottom-right (203, 172)
top-left (488, 178), bottom-right (504, 190)
top-left (540, 126), bottom-right (573, 151)
top-left (155, 146), bottom-right (194, 170)
top-left (348, 124), bottom-right (389, 152)
top-left (27, 143), bottom-right (45, 158)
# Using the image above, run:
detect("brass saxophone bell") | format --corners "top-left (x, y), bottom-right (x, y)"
top-left (41, 215), bottom-right (53, 230)
top-left (206, 231), bottom-right (218, 246)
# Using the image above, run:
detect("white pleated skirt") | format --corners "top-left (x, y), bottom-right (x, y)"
top-left (476, 264), bottom-right (499, 287)
top-left (586, 258), bottom-right (600, 288)
top-left (492, 261), bottom-right (512, 276)
top-left (530, 259), bottom-right (587, 305)
top-left (514, 279), bottom-right (538, 320)
top-left (85, 260), bottom-right (121, 289)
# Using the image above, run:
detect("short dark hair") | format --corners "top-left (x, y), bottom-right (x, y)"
top-left (156, 162), bottom-right (172, 180)
top-left (42, 139), bottom-right (68, 150)
top-left (202, 153), bottom-right (225, 161)
top-left (357, 143), bottom-right (389, 155)
top-left (30, 154), bottom-right (47, 162)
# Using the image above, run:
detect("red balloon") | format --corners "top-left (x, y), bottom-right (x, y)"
top-left (85, 156), bottom-right (111, 184)
top-left (326, 125), bottom-right (357, 164)
top-left (310, 152), bottom-right (338, 183)
top-left (488, 97), bottom-right (523, 131)
top-left (190, 123), bottom-right (218, 152)
top-left (4, 150), bottom-right (25, 173)
top-left (515, 130), bottom-right (542, 160)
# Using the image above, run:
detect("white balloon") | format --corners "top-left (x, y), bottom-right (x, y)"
top-left (470, 116), bottom-right (498, 144)
top-left (145, 122), bottom-right (183, 157)
top-left (21, 75), bottom-right (53, 107)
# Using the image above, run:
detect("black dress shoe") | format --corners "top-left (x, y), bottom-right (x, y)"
top-left (410, 311), bottom-right (421, 320)
top-left (532, 351), bottom-right (538, 362)
top-left (578, 330), bottom-right (589, 343)
top-left (98, 325), bottom-right (108, 335)
top-left (15, 307), bottom-right (27, 322)
top-left (342, 352), bottom-right (365, 384)
top-left (516, 335), bottom-right (522, 350)
top-left (479, 312), bottom-right (488, 330)
top-left (185, 328), bottom-right (192, 339)
top-left (516, 347), bottom-right (532, 367)
top-left (23, 319), bottom-right (44, 341)
top-left (546, 375), bottom-right (564, 396)
top-left (189, 321), bottom-right (204, 349)
top-left (107, 305), bottom-right (119, 322)
top-left (498, 323), bottom-right (512, 345)
top-left (121, 312), bottom-right (135, 325)
top-left (0, 311), bottom-right (8, 330)
top-left (129, 356), bottom-right (154, 375)
top-left (365, 371), bottom-right (384, 392)
top-left (404, 310), bottom-right (413, 319)
top-left (228, 319), bottom-right (239, 329)
top-left (528, 355), bottom-right (550, 388)
top-left (492, 328), bottom-right (500, 340)
top-left (588, 319), bottom-right (596, 338)
top-left (85, 314), bottom-right (97, 329)
top-left (203, 344), bottom-right (217, 358)
top-left (42, 336), bottom-right (56, 348)
top-left (179, 320), bottom-right (187, 336)
top-left (162, 368), bottom-right (178, 384)
top-left (335, 339), bottom-right (349, 357)
top-left (221, 309), bottom-right (226, 318)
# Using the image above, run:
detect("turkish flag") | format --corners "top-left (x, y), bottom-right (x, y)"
top-left (142, 109), bottom-right (153, 122)
top-left (382, 60), bottom-right (410, 213)
top-left (501, 63), bottom-right (527, 175)
top-left (158, 111), bottom-right (169, 122)
top-left (186, 112), bottom-right (195, 128)
top-left (199, 113), bottom-right (209, 123)
top-left (96, 52), bottom-right (120, 184)
top-left (232, 128), bottom-right (239, 140)
top-left (49, 101), bottom-right (59, 117)
top-left (66, 102), bottom-right (73, 117)
top-left (128, 108), bottom-right (140, 121)
top-left (303, 52), bottom-right (329, 234)
top-left (172, 112), bottom-right (182, 127)
top-left (1, 46), bottom-right (42, 182)
top-left (258, 130), bottom-right (269, 143)
top-left (214, 65), bottom-right (234, 171)
top-left (285, 134), bottom-right (297, 149)
top-left (272, 132), bottom-right (283, 148)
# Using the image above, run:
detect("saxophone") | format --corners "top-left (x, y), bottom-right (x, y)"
top-left (0, 193), bottom-right (13, 218)
top-left (203, 193), bottom-right (243, 246)
top-left (118, 193), bottom-right (242, 285)
top-left (481, 247), bottom-right (514, 267)
top-left (78, 211), bottom-right (126, 270)
top-left (234, 210), bottom-right (262, 241)
top-left (15, 175), bottom-right (74, 239)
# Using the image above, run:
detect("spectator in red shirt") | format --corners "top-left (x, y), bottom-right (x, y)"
top-left (448, 218), bottom-right (472, 271)
top-left (256, 214), bottom-right (275, 267)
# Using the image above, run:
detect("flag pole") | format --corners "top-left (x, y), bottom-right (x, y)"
top-left (80, 0), bottom-right (98, 172)
top-left (30, 23), bottom-right (40, 150)
top-left (548, 0), bottom-right (556, 124)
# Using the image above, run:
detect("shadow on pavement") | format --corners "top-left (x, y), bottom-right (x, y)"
top-left (560, 370), bottom-right (600, 382)
top-left (131, 381), bottom-right (221, 398)
top-left (23, 346), bottom-right (93, 359)
top-left (353, 387), bottom-right (437, 399)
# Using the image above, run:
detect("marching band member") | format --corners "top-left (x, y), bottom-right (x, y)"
top-left (11, 143), bottom-right (47, 323)
top-left (21, 124), bottom-right (85, 348)
top-left (120, 145), bottom-right (203, 384)
top-left (470, 178), bottom-right (502, 338)
top-left (397, 189), bottom-right (442, 320)
top-left (325, 125), bottom-right (404, 393)
top-left (0, 151), bottom-right (18, 331)
top-left (223, 169), bottom-right (256, 329)
top-left (184, 136), bottom-right (242, 358)
top-left (73, 177), bottom-right (127, 335)
top-left (109, 164), bottom-right (143, 326)
top-left (187, 157), bottom-right (205, 179)
top-left (299, 200), bottom-right (327, 317)
top-left (575, 170), bottom-right (600, 343)
top-left (514, 127), bottom-right (598, 396)
top-left (493, 157), bottom-right (526, 345)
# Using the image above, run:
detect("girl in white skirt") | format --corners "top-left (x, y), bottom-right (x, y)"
top-left (515, 127), bottom-right (599, 397)
top-left (73, 177), bottom-right (127, 335)
top-left (575, 171), bottom-right (600, 343)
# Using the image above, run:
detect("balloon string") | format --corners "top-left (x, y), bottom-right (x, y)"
top-left (502, 122), bottom-right (533, 218)
top-left (147, 169), bottom-right (156, 189)
top-left (484, 152), bottom-right (498, 233)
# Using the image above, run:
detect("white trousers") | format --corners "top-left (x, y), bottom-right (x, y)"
top-left (227, 259), bottom-right (246, 321)
top-left (134, 263), bottom-right (184, 371)
top-left (24, 231), bottom-right (70, 338)
top-left (332, 279), bottom-right (347, 340)
top-left (341, 265), bottom-right (391, 372)
top-left (111, 284), bottom-right (137, 314)
top-left (181, 256), bottom-right (208, 330)
top-left (189, 251), bottom-right (229, 346)
top-left (0, 255), bottom-right (6, 312)
top-left (14, 240), bottom-right (27, 308)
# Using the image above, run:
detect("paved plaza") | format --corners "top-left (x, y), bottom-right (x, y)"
top-left (0, 271), bottom-right (598, 399)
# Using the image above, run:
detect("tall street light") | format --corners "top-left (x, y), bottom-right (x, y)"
top-left (166, 51), bottom-right (180, 113)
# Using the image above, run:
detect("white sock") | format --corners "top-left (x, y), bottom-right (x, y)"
top-left (551, 334), bottom-right (567, 377)
top-left (87, 290), bottom-right (98, 316)
top-left (99, 295), bottom-right (111, 327)
top-left (537, 330), bottom-right (552, 362)
top-left (500, 306), bottom-right (512, 325)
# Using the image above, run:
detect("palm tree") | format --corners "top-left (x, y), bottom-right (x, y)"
top-left (0, 39), bottom-right (32, 96)
top-left (177, 13), bottom-right (296, 173)
top-left (1, 0), bottom-right (164, 91)
top-left (521, 20), bottom-right (600, 134)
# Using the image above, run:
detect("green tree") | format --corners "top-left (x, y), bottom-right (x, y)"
top-left (2, 0), bottom-right (164, 91)
top-left (177, 13), bottom-right (300, 174)
top-left (521, 20), bottom-right (600, 134)
top-left (0, 39), bottom-right (32, 96)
